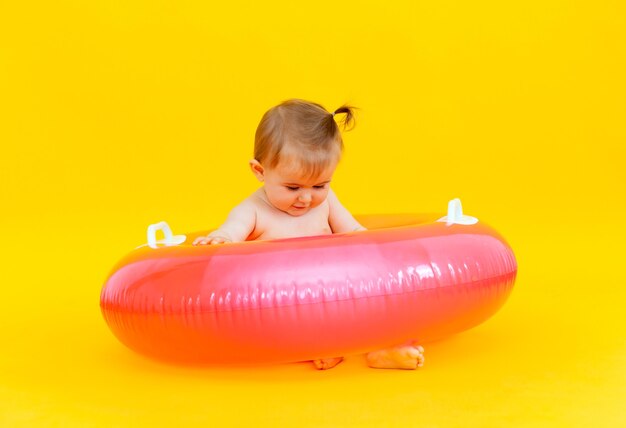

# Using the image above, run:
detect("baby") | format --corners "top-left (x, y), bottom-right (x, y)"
top-left (193, 99), bottom-right (424, 370)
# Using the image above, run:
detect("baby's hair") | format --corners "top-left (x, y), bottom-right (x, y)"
top-left (254, 99), bottom-right (357, 178)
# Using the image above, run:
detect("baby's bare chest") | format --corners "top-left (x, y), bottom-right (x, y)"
top-left (250, 203), bottom-right (331, 241)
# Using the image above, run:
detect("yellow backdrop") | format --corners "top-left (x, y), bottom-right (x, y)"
top-left (1, 0), bottom-right (625, 426)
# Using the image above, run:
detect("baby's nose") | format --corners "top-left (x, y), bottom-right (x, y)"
top-left (298, 192), bottom-right (312, 203)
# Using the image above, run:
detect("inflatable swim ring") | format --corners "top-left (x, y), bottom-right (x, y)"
top-left (100, 199), bottom-right (517, 364)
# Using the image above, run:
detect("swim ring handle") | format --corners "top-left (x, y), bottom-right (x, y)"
top-left (147, 221), bottom-right (186, 249)
top-left (437, 198), bottom-right (479, 226)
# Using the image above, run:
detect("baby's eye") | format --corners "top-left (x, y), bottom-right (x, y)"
top-left (286, 186), bottom-right (299, 191)
top-left (313, 185), bottom-right (326, 190)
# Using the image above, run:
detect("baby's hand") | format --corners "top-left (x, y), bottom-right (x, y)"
top-left (192, 235), bottom-right (232, 245)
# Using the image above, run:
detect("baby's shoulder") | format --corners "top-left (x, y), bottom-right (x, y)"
top-left (245, 188), bottom-right (268, 210)
top-left (224, 192), bottom-right (260, 222)
top-left (232, 188), bottom-right (263, 207)
top-left (234, 188), bottom-right (275, 222)
top-left (244, 189), bottom-right (274, 240)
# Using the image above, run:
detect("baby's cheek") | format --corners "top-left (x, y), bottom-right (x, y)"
top-left (319, 191), bottom-right (331, 204)
top-left (284, 194), bottom-right (298, 207)
top-left (271, 193), bottom-right (292, 209)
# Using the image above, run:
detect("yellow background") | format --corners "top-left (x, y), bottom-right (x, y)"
top-left (1, 0), bottom-right (625, 426)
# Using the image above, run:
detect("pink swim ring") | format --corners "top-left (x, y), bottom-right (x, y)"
top-left (100, 199), bottom-right (518, 364)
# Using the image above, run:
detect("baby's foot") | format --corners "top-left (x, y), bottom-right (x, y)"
top-left (313, 357), bottom-right (344, 370)
top-left (366, 343), bottom-right (425, 370)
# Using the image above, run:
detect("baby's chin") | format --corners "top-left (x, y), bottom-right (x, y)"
top-left (284, 206), bottom-right (311, 216)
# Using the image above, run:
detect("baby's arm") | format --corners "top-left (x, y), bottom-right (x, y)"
top-left (327, 189), bottom-right (366, 233)
top-left (193, 199), bottom-right (257, 245)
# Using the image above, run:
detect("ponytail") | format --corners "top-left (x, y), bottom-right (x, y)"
top-left (332, 105), bottom-right (357, 131)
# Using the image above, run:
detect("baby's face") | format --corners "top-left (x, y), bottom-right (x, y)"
top-left (259, 160), bottom-right (337, 216)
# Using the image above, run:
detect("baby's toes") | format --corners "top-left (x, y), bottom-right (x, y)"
top-left (413, 348), bottom-right (425, 368)
top-left (406, 345), bottom-right (424, 359)
top-left (406, 345), bottom-right (425, 367)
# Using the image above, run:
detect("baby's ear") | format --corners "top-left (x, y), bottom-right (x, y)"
top-left (249, 159), bottom-right (265, 182)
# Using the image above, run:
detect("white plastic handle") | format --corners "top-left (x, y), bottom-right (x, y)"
top-left (437, 198), bottom-right (479, 226)
top-left (146, 221), bottom-right (187, 249)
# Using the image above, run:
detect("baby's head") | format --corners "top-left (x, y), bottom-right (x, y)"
top-left (250, 99), bottom-right (356, 216)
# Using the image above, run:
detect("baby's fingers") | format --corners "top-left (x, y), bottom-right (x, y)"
top-left (193, 236), bottom-right (231, 246)
top-left (192, 237), bottom-right (210, 245)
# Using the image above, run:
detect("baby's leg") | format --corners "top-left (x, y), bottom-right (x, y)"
top-left (366, 341), bottom-right (425, 370)
top-left (313, 357), bottom-right (344, 370)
